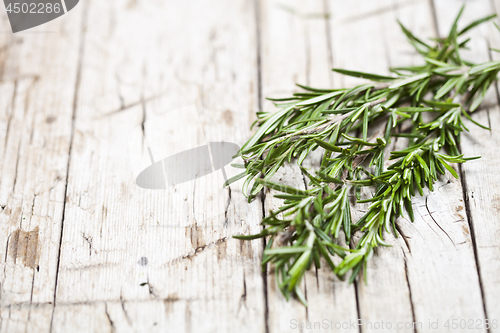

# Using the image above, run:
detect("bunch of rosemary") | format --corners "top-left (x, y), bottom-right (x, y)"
top-left (226, 7), bottom-right (499, 304)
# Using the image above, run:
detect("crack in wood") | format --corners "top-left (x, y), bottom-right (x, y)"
top-left (395, 223), bottom-right (412, 254)
top-left (120, 291), bottom-right (132, 327)
top-left (81, 232), bottom-right (97, 257)
top-left (237, 270), bottom-right (247, 314)
top-left (424, 196), bottom-right (455, 247)
top-left (223, 186), bottom-right (231, 228)
top-left (160, 237), bottom-right (228, 268)
top-left (104, 302), bottom-right (116, 333)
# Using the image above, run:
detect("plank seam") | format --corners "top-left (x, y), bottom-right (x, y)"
top-left (454, 33), bottom-right (500, 330)
top-left (254, 0), bottom-right (269, 332)
top-left (450, 21), bottom-right (500, 331)
top-left (403, 259), bottom-right (417, 333)
top-left (457, 163), bottom-right (490, 330)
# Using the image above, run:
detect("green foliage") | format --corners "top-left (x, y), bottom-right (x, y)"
top-left (228, 6), bottom-right (496, 304)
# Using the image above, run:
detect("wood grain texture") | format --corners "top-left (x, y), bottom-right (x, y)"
top-left (51, 0), bottom-right (268, 331)
top-left (0, 0), bottom-right (498, 332)
top-left (432, 1), bottom-right (500, 331)
top-left (0, 4), bottom-right (84, 333)
top-left (379, 2), bottom-right (486, 332)
top-left (259, 1), bottom-right (359, 332)
top-left (328, 2), bottom-right (415, 332)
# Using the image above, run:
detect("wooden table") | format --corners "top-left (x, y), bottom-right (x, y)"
top-left (0, 0), bottom-right (499, 332)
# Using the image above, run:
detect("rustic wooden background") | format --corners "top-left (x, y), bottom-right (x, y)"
top-left (0, 0), bottom-right (499, 332)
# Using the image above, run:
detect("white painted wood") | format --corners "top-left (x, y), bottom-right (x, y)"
top-left (0, 0), bottom-right (498, 331)
top-left (259, 1), bottom-right (359, 332)
top-left (325, 1), bottom-right (486, 332)
top-left (375, 1), bottom-right (486, 331)
top-left (327, 2), bottom-right (416, 332)
top-left (433, 0), bottom-right (500, 330)
top-left (387, 1), bottom-right (488, 331)
top-left (0, 5), bottom-right (84, 333)
top-left (51, 0), bottom-right (266, 331)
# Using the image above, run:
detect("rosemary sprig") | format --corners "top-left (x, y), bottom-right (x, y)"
top-left (229, 6), bottom-right (497, 304)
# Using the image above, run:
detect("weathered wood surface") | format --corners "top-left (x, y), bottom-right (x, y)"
top-left (0, 0), bottom-right (498, 332)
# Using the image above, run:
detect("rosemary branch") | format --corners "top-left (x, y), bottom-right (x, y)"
top-left (228, 6), bottom-right (498, 304)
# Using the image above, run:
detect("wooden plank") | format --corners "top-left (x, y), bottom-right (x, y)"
top-left (258, 0), bottom-right (313, 328)
top-left (0, 0), bottom-right (498, 331)
top-left (0, 5), bottom-right (85, 333)
top-left (258, 1), bottom-right (359, 332)
top-left (258, 1), bottom-right (486, 331)
top-left (385, 1), bottom-right (487, 331)
top-left (326, 1), bottom-right (486, 332)
top-left (327, 2), bottom-right (416, 332)
top-left (433, 0), bottom-right (500, 330)
top-left (381, 1), bottom-right (486, 331)
top-left (52, 0), bottom-right (266, 331)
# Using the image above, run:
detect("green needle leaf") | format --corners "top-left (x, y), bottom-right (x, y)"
top-left (255, 178), bottom-right (309, 196)
top-left (332, 68), bottom-right (396, 82)
top-left (389, 73), bottom-right (430, 89)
